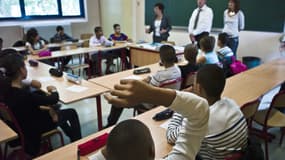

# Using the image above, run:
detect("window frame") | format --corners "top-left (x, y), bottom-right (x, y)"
top-left (0, 0), bottom-right (85, 21)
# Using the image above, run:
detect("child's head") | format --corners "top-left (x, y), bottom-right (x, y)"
top-left (184, 44), bottom-right (198, 65)
top-left (56, 25), bottom-right (64, 35)
top-left (0, 49), bottom-right (26, 96)
top-left (195, 64), bottom-right (225, 100)
top-left (94, 26), bottom-right (103, 38)
top-left (113, 24), bottom-right (121, 34)
top-left (26, 28), bottom-right (40, 44)
top-left (159, 45), bottom-right (178, 66)
top-left (199, 36), bottom-right (215, 53)
top-left (218, 33), bottom-right (229, 48)
top-left (106, 119), bottom-right (155, 160)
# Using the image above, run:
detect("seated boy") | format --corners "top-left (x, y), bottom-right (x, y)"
top-left (179, 44), bottom-right (199, 80)
top-left (89, 26), bottom-right (114, 74)
top-left (52, 25), bottom-right (74, 43)
top-left (105, 45), bottom-right (181, 127)
top-left (197, 36), bottom-right (220, 66)
top-left (109, 24), bottom-right (131, 69)
top-left (104, 74), bottom-right (209, 159)
top-left (109, 24), bottom-right (129, 41)
top-left (91, 119), bottom-right (155, 160)
top-left (167, 64), bottom-right (248, 160)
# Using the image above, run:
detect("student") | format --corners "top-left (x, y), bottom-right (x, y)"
top-left (109, 24), bottom-right (131, 69)
top-left (51, 25), bottom-right (73, 43)
top-left (25, 28), bottom-right (48, 55)
top-left (91, 119), bottom-right (155, 160)
top-left (217, 33), bottom-right (234, 77)
top-left (89, 26), bottom-right (114, 74)
top-left (51, 25), bottom-right (74, 67)
top-left (0, 37), bottom-right (3, 51)
top-left (0, 49), bottom-right (82, 156)
top-left (104, 76), bottom-right (209, 159)
top-left (223, 0), bottom-right (245, 56)
top-left (109, 24), bottom-right (128, 41)
top-left (166, 64), bottom-right (248, 160)
top-left (197, 36), bottom-right (220, 65)
top-left (188, 0), bottom-right (213, 48)
top-left (105, 45), bottom-right (181, 127)
top-left (179, 44), bottom-right (199, 80)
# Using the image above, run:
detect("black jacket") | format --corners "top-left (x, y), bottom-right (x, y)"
top-left (149, 15), bottom-right (172, 40)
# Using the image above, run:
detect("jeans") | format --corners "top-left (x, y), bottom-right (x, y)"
top-left (153, 36), bottom-right (168, 43)
top-left (194, 32), bottom-right (210, 49)
top-left (228, 37), bottom-right (239, 57)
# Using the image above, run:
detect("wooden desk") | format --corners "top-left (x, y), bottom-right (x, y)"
top-left (0, 120), bottom-right (18, 143)
top-left (26, 62), bottom-right (109, 129)
top-left (129, 44), bottom-right (184, 67)
top-left (88, 63), bottom-right (163, 89)
top-left (34, 106), bottom-right (171, 160)
top-left (47, 40), bottom-right (85, 48)
top-left (223, 58), bottom-right (285, 106)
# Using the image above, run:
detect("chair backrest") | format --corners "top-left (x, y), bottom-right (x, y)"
top-left (263, 90), bottom-right (285, 127)
top-left (271, 90), bottom-right (285, 108)
top-left (159, 77), bottom-right (182, 90)
top-left (80, 33), bottom-right (93, 48)
top-left (60, 44), bottom-right (78, 51)
top-left (0, 103), bottom-right (25, 146)
top-left (181, 72), bottom-right (197, 89)
top-left (241, 99), bottom-right (260, 119)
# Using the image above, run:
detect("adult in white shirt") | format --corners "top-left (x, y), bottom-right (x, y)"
top-left (146, 3), bottom-right (172, 43)
top-left (223, 0), bottom-right (245, 57)
top-left (188, 0), bottom-right (213, 48)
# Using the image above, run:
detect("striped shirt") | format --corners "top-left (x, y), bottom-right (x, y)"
top-left (150, 65), bottom-right (181, 87)
top-left (166, 98), bottom-right (248, 160)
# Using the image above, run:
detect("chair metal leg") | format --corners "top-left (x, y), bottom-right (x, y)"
top-left (4, 143), bottom-right (8, 160)
top-left (280, 127), bottom-right (285, 146)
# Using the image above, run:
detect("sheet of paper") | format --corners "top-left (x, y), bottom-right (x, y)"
top-left (160, 119), bottom-right (171, 130)
top-left (121, 75), bottom-right (143, 80)
top-left (66, 85), bottom-right (88, 93)
top-left (258, 85), bottom-right (281, 110)
top-left (37, 77), bottom-right (55, 83)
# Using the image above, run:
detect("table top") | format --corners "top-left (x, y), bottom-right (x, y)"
top-left (89, 63), bottom-right (163, 89)
top-left (129, 43), bottom-right (184, 53)
top-left (222, 58), bottom-right (285, 106)
top-left (0, 120), bottom-right (18, 143)
top-left (26, 62), bottom-right (109, 104)
top-left (34, 106), bottom-right (170, 160)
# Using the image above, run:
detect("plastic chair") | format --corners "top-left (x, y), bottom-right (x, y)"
top-left (241, 99), bottom-right (261, 130)
top-left (253, 90), bottom-right (285, 160)
top-left (181, 72), bottom-right (197, 89)
top-left (0, 103), bottom-right (64, 160)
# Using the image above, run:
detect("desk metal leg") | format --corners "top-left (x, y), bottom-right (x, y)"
top-left (96, 96), bottom-right (103, 130)
top-left (98, 51), bottom-right (102, 76)
top-left (121, 49), bottom-right (126, 71)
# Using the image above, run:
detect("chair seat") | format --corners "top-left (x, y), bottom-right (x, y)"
top-left (65, 64), bottom-right (89, 70)
top-left (41, 129), bottom-right (61, 138)
top-left (254, 108), bottom-right (285, 127)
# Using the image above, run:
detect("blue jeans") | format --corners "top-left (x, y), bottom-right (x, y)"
top-left (228, 37), bottom-right (239, 58)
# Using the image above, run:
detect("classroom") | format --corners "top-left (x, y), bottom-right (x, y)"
top-left (0, 0), bottom-right (285, 160)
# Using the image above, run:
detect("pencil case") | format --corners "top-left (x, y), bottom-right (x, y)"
top-left (78, 133), bottom-right (109, 156)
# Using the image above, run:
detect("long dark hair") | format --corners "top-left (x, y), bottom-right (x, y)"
top-left (0, 49), bottom-right (25, 98)
top-left (228, 0), bottom-right (240, 13)
top-left (26, 28), bottom-right (39, 45)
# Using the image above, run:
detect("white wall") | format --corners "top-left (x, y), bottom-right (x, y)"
top-left (134, 0), bottom-right (283, 62)
top-left (100, 0), bottom-right (135, 39)
top-left (0, 26), bottom-right (24, 48)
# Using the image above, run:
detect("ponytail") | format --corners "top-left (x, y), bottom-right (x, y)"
top-left (0, 49), bottom-right (25, 99)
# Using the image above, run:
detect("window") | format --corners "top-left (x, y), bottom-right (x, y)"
top-left (0, 0), bottom-right (85, 20)
top-left (0, 0), bottom-right (21, 18)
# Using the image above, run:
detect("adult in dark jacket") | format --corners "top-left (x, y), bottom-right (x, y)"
top-left (146, 3), bottom-right (172, 43)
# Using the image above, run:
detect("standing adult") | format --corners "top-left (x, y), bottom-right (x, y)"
top-left (223, 0), bottom-right (245, 57)
top-left (146, 3), bottom-right (172, 43)
top-left (188, 0), bottom-right (213, 48)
